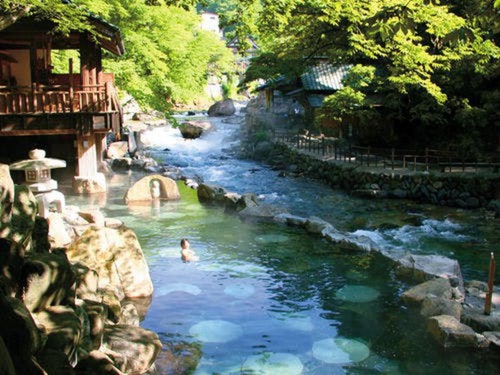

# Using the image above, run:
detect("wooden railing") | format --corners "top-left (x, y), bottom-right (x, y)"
top-left (0, 82), bottom-right (121, 115)
top-left (273, 131), bottom-right (499, 173)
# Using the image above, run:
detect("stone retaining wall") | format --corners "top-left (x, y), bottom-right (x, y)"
top-left (262, 143), bottom-right (499, 210)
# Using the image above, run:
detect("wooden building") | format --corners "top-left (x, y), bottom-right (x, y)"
top-left (0, 8), bottom-right (124, 186)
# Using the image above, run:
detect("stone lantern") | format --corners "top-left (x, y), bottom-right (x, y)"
top-left (10, 149), bottom-right (67, 217)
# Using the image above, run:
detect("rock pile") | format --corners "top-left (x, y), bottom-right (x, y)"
top-left (196, 182), bottom-right (500, 352)
top-left (0, 165), bottom-right (160, 374)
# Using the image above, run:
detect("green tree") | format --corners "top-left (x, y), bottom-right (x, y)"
top-left (75, 0), bottom-right (236, 110)
top-left (237, 0), bottom-right (499, 151)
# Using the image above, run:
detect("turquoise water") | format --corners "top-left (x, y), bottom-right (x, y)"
top-left (63, 178), bottom-right (498, 374)
top-left (61, 113), bottom-right (499, 373)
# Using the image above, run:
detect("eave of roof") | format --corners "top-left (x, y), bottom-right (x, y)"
top-left (301, 64), bottom-right (352, 92)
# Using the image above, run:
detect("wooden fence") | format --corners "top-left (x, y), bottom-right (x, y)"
top-left (273, 131), bottom-right (499, 173)
top-left (0, 82), bottom-right (120, 115)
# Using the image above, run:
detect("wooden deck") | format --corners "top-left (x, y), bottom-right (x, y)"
top-left (0, 82), bottom-right (120, 114)
top-left (0, 82), bottom-right (122, 136)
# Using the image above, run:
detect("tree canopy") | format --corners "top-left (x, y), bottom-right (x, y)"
top-left (76, 0), bottom-right (236, 110)
top-left (234, 0), bottom-right (499, 153)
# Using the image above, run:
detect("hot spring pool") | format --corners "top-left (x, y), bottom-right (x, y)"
top-left (64, 179), bottom-right (497, 375)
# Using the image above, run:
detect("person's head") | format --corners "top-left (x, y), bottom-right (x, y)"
top-left (180, 238), bottom-right (189, 249)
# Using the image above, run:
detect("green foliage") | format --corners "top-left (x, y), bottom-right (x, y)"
top-left (0, 0), bottom-right (91, 34)
top-left (319, 87), bottom-right (365, 122)
top-left (236, 0), bottom-right (498, 151)
top-left (74, 0), bottom-right (236, 110)
top-left (51, 50), bottom-right (80, 73)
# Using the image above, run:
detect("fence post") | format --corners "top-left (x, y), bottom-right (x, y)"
top-left (425, 148), bottom-right (429, 171)
top-left (484, 252), bottom-right (495, 315)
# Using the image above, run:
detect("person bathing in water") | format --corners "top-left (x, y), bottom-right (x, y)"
top-left (180, 238), bottom-right (199, 262)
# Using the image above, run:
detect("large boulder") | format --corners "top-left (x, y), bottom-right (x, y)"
top-left (0, 293), bottom-right (44, 374)
top-left (72, 262), bottom-right (100, 302)
top-left (102, 324), bottom-right (162, 375)
top-left (73, 174), bottom-right (107, 195)
top-left (0, 185), bottom-right (37, 250)
top-left (396, 254), bottom-right (464, 293)
top-left (20, 251), bottom-right (75, 313)
top-left (420, 295), bottom-right (462, 320)
top-left (401, 277), bottom-right (453, 305)
top-left (461, 306), bottom-right (500, 332)
top-left (238, 204), bottom-right (289, 222)
top-left (179, 121), bottom-right (212, 139)
top-left (304, 216), bottom-right (333, 235)
top-left (124, 175), bottom-right (180, 203)
top-left (107, 142), bottom-right (129, 159)
top-left (0, 336), bottom-right (16, 375)
top-left (0, 163), bottom-right (14, 227)
top-left (197, 183), bottom-right (228, 204)
top-left (34, 306), bottom-right (82, 363)
top-left (66, 226), bottom-right (154, 299)
top-left (0, 238), bottom-right (25, 296)
top-left (47, 212), bottom-right (73, 247)
top-left (208, 99), bottom-right (236, 117)
top-left (427, 315), bottom-right (480, 348)
top-left (74, 350), bottom-right (124, 374)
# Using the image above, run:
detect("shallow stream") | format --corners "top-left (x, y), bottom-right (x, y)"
top-left (63, 111), bottom-right (499, 374)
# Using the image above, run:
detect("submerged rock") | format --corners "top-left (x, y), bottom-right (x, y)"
top-left (312, 337), bottom-right (370, 364)
top-left (242, 352), bottom-right (304, 374)
top-left (189, 320), bottom-right (243, 343)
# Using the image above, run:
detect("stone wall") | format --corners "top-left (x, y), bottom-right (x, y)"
top-left (243, 94), bottom-right (499, 211)
top-left (256, 142), bottom-right (499, 210)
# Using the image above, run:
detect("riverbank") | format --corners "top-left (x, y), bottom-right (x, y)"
top-left (242, 95), bottom-right (499, 213)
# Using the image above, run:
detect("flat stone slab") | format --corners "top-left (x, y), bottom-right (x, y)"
top-left (402, 278), bottom-right (452, 305)
top-left (427, 315), bottom-right (478, 348)
top-left (396, 254), bottom-right (463, 290)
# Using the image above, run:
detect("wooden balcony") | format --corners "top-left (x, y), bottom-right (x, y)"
top-left (0, 81), bottom-right (122, 136)
top-left (0, 81), bottom-right (120, 114)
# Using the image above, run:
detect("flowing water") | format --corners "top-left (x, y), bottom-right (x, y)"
top-left (64, 109), bottom-right (499, 374)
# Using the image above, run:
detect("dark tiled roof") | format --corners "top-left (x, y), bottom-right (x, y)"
top-left (301, 64), bottom-right (352, 92)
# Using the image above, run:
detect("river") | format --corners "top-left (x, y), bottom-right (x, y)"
top-left (64, 107), bottom-right (499, 374)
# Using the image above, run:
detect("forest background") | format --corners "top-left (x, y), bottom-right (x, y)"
top-left (0, 0), bottom-right (498, 154)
